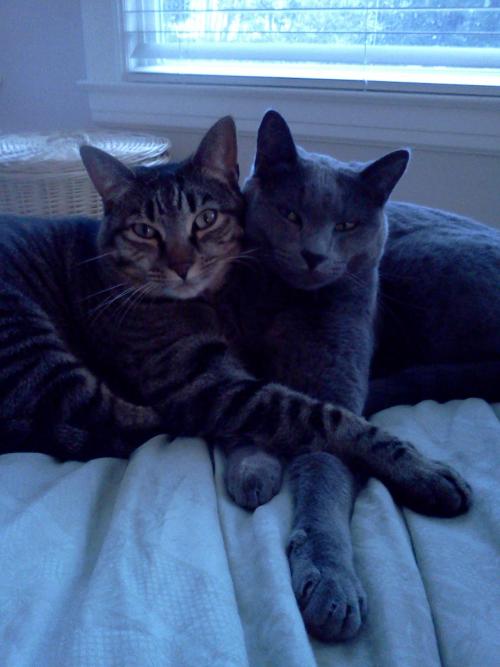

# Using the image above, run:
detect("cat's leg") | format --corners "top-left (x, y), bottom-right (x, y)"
top-left (0, 287), bottom-right (163, 458)
top-left (142, 335), bottom-right (471, 517)
top-left (3, 355), bottom-right (162, 459)
top-left (224, 443), bottom-right (284, 510)
top-left (288, 452), bottom-right (366, 642)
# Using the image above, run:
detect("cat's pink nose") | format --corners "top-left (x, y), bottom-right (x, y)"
top-left (171, 263), bottom-right (191, 280)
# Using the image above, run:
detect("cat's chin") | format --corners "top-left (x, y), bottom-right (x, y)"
top-left (165, 282), bottom-right (207, 300)
top-left (280, 270), bottom-right (340, 291)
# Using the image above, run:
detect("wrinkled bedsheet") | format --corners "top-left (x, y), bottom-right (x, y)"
top-left (0, 399), bottom-right (498, 667)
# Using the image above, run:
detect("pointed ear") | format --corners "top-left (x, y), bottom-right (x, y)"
top-left (360, 149), bottom-right (410, 206)
top-left (254, 110), bottom-right (297, 175)
top-left (192, 116), bottom-right (239, 185)
top-left (80, 145), bottom-right (135, 202)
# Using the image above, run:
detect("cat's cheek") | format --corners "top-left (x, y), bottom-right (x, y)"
top-left (347, 252), bottom-right (370, 273)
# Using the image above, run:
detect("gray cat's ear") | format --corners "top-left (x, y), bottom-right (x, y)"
top-left (192, 116), bottom-right (239, 185)
top-left (360, 149), bottom-right (410, 206)
top-left (255, 110), bottom-right (297, 174)
top-left (80, 145), bottom-right (135, 202)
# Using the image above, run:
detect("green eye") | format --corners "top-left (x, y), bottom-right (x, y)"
top-left (131, 223), bottom-right (157, 239)
top-left (282, 209), bottom-right (301, 226)
top-left (195, 208), bottom-right (218, 230)
top-left (334, 221), bottom-right (358, 232)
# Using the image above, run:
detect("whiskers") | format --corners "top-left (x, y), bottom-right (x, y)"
top-left (199, 248), bottom-right (259, 278)
top-left (77, 251), bottom-right (114, 266)
top-left (85, 282), bottom-right (158, 328)
top-left (343, 269), bottom-right (368, 291)
top-left (80, 283), bottom-right (127, 303)
top-left (115, 282), bottom-right (158, 327)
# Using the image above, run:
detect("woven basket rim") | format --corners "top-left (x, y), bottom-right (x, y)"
top-left (0, 130), bottom-right (171, 174)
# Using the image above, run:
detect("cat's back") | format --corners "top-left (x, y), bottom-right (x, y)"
top-left (385, 201), bottom-right (498, 250)
top-left (0, 214), bottom-right (99, 290)
top-left (383, 202), bottom-right (499, 289)
top-left (376, 202), bottom-right (499, 367)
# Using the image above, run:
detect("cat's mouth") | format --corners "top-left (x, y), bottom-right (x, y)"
top-left (290, 271), bottom-right (336, 290)
top-left (275, 264), bottom-right (344, 290)
top-left (167, 280), bottom-right (207, 300)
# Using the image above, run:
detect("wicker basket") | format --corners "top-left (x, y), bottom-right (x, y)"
top-left (0, 131), bottom-right (171, 219)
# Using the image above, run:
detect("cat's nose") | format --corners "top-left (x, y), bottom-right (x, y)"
top-left (301, 250), bottom-right (327, 271)
top-left (171, 262), bottom-right (191, 280)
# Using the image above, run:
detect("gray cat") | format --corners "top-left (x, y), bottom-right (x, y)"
top-left (222, 110), bottom-right (498, 641)
top-left (0, 118), bottom-right (470, 522)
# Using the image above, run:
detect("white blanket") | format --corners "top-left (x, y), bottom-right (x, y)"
top-left (0, 399), bottom-right (498, 667)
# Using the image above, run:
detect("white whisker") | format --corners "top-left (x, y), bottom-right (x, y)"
top-left (78, 252), bottom-right (114, 266)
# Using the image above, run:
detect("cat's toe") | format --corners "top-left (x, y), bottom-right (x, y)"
top-left (394, 459), bottom-right (472, 517)
top-left (288, 529), bottom-right (367, 642)
top-left (225, 448), bottom-right (283, 510)
top-left (421, 463), bottom-right (472, 517)
top-left (301, 569), bottom-right (366, 642)
top-left (231, 472), bottom-right (276, 509)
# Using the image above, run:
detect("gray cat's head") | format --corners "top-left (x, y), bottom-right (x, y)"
top-left (243, 110), bottom-right (410, 290)
top-left (80, 117), bottom-right (244, 300)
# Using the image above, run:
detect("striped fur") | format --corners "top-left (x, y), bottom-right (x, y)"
top-left (0, 118), bottom-right (471, 518)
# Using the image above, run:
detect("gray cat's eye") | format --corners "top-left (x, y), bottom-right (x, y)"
top-left (283, 209), bottom-right (302, 226)
top-left (335, 221), bottom-right (357, 232)
top-left (195, 208), bottom-right (218, 230)
top-left (131, 223), bottom-right (157, 240)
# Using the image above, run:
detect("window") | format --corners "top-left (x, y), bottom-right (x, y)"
top-left (122, 0), bottom-right (500, 92)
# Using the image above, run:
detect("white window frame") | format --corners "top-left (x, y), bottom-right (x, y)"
top-left (79, 0), bottom-right (500, 157)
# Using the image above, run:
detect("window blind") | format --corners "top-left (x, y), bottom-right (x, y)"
top-left (122, 1), bottom-right (500, 89)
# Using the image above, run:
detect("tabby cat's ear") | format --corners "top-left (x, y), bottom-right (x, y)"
top-left (254, 110), bottom-right (297, 175)
top-left (360, 149), bottom-right (410, 206)
top-left (192, 116), bottom-right (239, 186)
top-left (80, 145), bottom-right (135, 202)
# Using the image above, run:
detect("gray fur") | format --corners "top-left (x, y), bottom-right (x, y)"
top-left (370, 201), bottom-right (500, 411)
top-left (224, 110), bottom-right (497, 641)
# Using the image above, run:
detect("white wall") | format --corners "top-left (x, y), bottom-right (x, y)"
top-left (0, 0), bottom-right (91, 132)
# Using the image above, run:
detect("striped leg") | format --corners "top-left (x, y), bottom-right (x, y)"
top-left (144, 335), bottom-right (471, 517)
top-left (0, 304), bottom-right (161, 458)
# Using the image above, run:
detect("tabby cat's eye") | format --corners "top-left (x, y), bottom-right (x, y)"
top-left (283, 209), bottom-right (301, 226)
top-left (131, 223), bottom-right (157, 240)
top-left (334, 221), bottom-right (358, 232)
top-left (194, 209), bottom-right (218, 230)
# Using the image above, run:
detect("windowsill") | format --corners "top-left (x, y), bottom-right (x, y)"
top-left (79, 78), bottom-right (500, 155)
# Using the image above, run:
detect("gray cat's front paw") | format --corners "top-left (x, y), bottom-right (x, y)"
top-left (225, 445), bottom-right (283, 510)
top-left (288, 528), bottom-right (367, 642)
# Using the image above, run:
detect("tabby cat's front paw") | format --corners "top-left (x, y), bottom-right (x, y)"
top-left (394, 456), bottom-right (472, 517)
top-left (372, 437), bottom-right (473, 516)
top-left (225, 445), bottom-right (283, 510)
top-left (288, 528), bottom-right (367, 642)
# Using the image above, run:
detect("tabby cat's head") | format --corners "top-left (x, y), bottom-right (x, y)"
top-left (80, 117), bottom-right (244, 300)
top-left (244, 111), bottom-right (410, 290)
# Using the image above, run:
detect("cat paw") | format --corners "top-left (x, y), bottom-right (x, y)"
top-left (288, 528), bottom-right (367, 642)
top-left (370, 436), bottom-right (473, 517)
top-left (394, 456), bottom-right (472, 517)
top-left (225, 446), bottom-right (284, 510)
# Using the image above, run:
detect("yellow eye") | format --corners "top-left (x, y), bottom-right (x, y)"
top-left (334, 221), bottom-right (357, 232)
top-left (131, 223), bottom-right (157, 239)
top-left (195, 208), bottom-right (218, 230)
